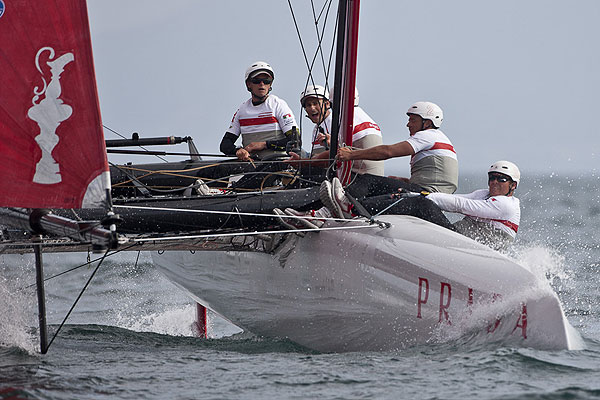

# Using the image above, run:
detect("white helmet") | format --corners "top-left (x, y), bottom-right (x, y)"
top-left (406, 101), bottom-right (443, 128)
top-left (488, 160), bottom-right (520, 186)
top-left (300, 84), bottom-right (330, 106)
top-left (330, 86), bottom-right (359, 106)
top-left (244, 61), bottom-right (274, 81)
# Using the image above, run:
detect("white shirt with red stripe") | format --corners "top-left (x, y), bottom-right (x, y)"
top-left (406, 128), bottom-right (457, 166)
top-left (227, 94), bottom-right (297, 142)
top-left (427, 189), bottom-right (521, 239)
top-left (310, 106), bottom-right (382, 154)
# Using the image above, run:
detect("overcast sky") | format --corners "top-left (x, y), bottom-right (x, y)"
top-left (87, 0), bottom-right (599, 177)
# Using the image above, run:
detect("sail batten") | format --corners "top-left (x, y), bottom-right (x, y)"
top-left (0, 0), bottom-right (109, 209)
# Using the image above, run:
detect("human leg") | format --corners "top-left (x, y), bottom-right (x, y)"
top-left (345, 173), bottom-right (423, 200)
top-left (361, 195), bottom-right (455, 230)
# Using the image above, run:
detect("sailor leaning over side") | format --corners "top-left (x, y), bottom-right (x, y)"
top-left (323, 160), bottom-right (522, 250)
top-left (219, 61), bottom-right (298, 161)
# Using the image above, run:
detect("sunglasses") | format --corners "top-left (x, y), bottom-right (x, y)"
top-left (488, 174), bottom-right (511, 183)
top-left (249, 77), bottom-right (273, 85)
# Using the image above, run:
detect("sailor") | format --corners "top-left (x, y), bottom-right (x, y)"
top-left (335, 101), bottom-right (458, 201)
top-left (298, 85), bottom-right (384, 176)
top-left (322, 160), bottom-right (521, 250)
top-left (275, 101), bottom-right (457, 229)
top-left (219, 61), bottom-right (299, 161)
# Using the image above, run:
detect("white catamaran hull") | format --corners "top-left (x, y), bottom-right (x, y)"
top-left (152, 215), bottom-right (579, 352)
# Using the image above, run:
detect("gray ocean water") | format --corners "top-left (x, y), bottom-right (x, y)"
top-left (1, 172), bottom-right (600, 400)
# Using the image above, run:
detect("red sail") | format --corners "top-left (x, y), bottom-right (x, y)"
top-left (0, 0), bottom-right (109, 208)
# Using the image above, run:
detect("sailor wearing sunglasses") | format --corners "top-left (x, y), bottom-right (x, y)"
top-left (318, 160), bottom-right (521, 250)
top-left (220, 61), bottom-right (298, 161)
top-left (423, 160), bottom-right (521, 249)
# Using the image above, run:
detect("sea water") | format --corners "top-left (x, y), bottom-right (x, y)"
top-left (1, 172), bottom-right (599, 400)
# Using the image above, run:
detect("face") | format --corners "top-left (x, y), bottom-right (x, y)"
top-left (303, 97), bottom-right (330, 124)
top-left (488, 173), bottom-right (516, 196)
top-left (247, 73), bottom-right (273, 99)
top-left (406, 114), bottom-right (433, 136)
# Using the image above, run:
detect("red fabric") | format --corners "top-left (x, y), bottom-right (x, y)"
top-left (239, 116), bottom-right (278, 127)
top-left (430, 142), bottom-right (456, 153)
top-left (352, 121), bottom-right (380, 134)
top-left (493, 219), bottom-right (519, 233)
top-left (0, 0), bottom-right (108, 208)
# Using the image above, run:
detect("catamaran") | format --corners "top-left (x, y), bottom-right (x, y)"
top-left (0, 0), bottom-right (581, 353)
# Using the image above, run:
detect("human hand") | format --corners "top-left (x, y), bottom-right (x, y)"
top-left (315, 132), bottom-right (331, 146)
top-left (337, 146), bottom-right (353, 161)
top-left (284, 151), bottom-right (302, 168)
top-left (236, 148), bottom-right (252, 161)
top-left (244, 141), bottom-right (266, 152)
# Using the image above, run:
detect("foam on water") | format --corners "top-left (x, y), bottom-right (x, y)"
top-left (0, 276), bottom-right (38, 354)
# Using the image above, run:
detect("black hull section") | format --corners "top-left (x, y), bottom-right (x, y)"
top-left (57, 187), bottom-right (321, 233)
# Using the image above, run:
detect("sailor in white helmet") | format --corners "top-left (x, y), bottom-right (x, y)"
top-left (294, 84), bottom-right (384, 176)
top-left (326, 160), bottom-right (521, 250)
top-left (337, 101), bottom-right (458, 196)
top-left (277, 100), bottom-right (458, 229)
top-left (426, 160), bottom-right (521, 248)
top-left (308, 101), bottom-right (458, 222)
top-left (273, 84), bottom-right (385, 230)
top-left (220, 61), bottom-right (299, 161)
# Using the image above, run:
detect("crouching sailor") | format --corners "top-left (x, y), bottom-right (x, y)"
top-left (309, 160), bottom-right (521, 250)
top-left (220, 61), bottom-right (299, 161)
top-left (424, 160), bottom-right (521, 249)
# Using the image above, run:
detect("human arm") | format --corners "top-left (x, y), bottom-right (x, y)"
top-left (337, 140), bottom-right (415, 161)
top-left (220, 132), bottom-right (239, 156)
top-left (427, 191), bottom-right (513, 220)
top-left (222, 108), bottom-right (242, 156)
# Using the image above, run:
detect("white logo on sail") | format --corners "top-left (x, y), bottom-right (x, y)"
top-left (28, 47), bottom-right (74, 184)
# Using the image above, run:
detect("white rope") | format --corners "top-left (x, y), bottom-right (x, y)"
top-left (131, 223), bottom-right (380, 243)
top-left (114, 204), bottom-right (345, 223)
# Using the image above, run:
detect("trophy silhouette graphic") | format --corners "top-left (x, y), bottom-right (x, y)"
top-left (28, 47), bottom-right (74, 184)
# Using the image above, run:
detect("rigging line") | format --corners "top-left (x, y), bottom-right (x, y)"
top-left (301, 0), bottom-right (334, 99)
top-left (102, 124), bottom-right (168, 163)
top-left (311, 0), bottom-right (335, 87)
top-left (114, 167), bottom-right (327, 188)
top-left (306, 1), bottom-right (337, 158)
top-left (371, 196), bottom-right (408, 218)
top-left (288, 0), bottom-right (317, 145)
top-left (134, 250), bottom-right (141, 270)
top-left (44, 248), bottom-right (110, 352)
top-left (287, 0), bottom-right (318, 90)
top-left (316, 0), bottom-right (331, 23)
top-left (113, 204), bottom-right (344, 220)
top-left (113, 171), bottom-right (322, 193)
top-left (133, 223), bottom-right (380, 243)
top-left (21, 243), bottom-right (140, 290)
top-left (324, 4), bottom-right (338, 92)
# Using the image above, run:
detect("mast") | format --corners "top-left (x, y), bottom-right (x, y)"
top-left (329, 0), bottom-right (361, 183)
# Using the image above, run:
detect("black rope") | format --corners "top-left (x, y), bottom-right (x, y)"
top-left (134, 250), bottom-right (141, 269)
top-left (288, 0), bottom-right (338, 158)
top-left (44, 247), bottom-right (111, 352)
top-left (21, 243), bottom-right (140, 290)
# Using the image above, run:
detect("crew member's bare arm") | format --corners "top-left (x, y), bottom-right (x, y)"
top-left (337, 141), bottom-right (415, 161)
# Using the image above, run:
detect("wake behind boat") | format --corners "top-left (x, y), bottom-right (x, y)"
top-left (0, 0), bottom-right (582, 353)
